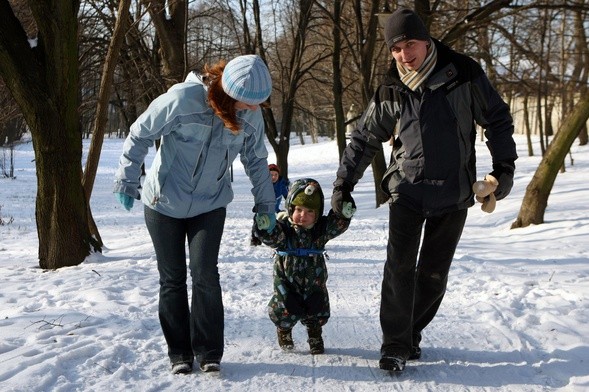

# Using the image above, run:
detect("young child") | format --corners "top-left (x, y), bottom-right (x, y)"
top-left (268, 163), bottom-right (289, 213)
top-left (253, 178), bottom-right (355, 354)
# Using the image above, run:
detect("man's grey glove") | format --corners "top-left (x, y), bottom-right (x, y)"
top-left (489, 160), bottom-right (515, 201)
top-left (331, 183), bottom-right (356, 218)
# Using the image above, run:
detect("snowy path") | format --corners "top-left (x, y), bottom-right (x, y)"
top-left (1, 136), bottom-right (588, 391)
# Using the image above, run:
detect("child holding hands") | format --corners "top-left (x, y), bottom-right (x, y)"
top-left (253, 178), bottom-right (355, 354)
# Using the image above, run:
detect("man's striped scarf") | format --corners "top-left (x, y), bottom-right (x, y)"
top-left (396, 40), bottom-right (437, 91)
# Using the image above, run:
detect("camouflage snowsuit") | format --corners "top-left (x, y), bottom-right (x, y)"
top-left (254, 211), bottom-right (351, 330)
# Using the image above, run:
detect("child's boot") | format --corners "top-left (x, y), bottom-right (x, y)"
top-left (277, 328), bottom-right (294, 350)
top-left (307, 326), bottom-right (324, 354)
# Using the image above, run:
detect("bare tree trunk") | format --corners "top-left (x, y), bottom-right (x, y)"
top-left (246, 0), bottom-right (280, 174)
top-left (578, 124), bottom-right (588, 146)
top-left (523, 94), bottom-right (534, 157)
top-left (257, 0), bottom-right (317, 180)
top-left (82, 0), bottom-right (132, 249)
top-left (0, 0), bottom-right (97, 269)
top-left (354, 0), bottom-right (388, 207)
top-left (331, 0), bottom-right (347, 159)
top-left (512, 94), bottom-right (589, 229)
top-left (571, 6), bottom-right (589, 146)
top-left (141, 0), bottom-right (187, 87)
top-left (545, 100), bottom-right (554, 137)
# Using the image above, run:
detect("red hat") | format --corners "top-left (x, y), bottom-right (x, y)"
top-left (268, 163), bottom-right (280, 174)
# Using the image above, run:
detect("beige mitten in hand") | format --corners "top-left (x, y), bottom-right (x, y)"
top-left (472, 175), bottom-right (499, 213)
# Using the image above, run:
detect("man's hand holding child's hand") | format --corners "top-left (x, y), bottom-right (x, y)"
top-left (331, 183), bottom-right (356, 219)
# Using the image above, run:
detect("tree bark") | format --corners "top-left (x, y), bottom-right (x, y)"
top-left (0, 0), bottom-right (97, 269)
top-left (512, 93), bottom-right (589, 229)
top-left (141, 0), bottom-right (187, 87)
top-left (82, 0), bottom-right (132, 249)
top-left (258, 0), bottom-right (317, 180)
top-left (331, 0), bottom-right (347, 160)
top-left (355, 0), bottom-right (388, 207)
top-left (571, 8), bottom-right (588, 146)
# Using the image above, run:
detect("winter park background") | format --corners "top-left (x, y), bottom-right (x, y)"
top-left (0, 132), bottom-right (588, 391)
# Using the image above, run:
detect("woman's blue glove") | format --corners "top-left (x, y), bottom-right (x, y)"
top-left (255, 213), bottom-right (276, 233)
top-left (115, 193), bottom-right (134, 211)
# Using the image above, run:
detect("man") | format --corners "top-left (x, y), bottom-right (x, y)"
top-left (330, 8), bottom-right (517, 372)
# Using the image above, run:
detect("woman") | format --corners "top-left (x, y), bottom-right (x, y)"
top-left (114, 54), bottom-right (276, 374)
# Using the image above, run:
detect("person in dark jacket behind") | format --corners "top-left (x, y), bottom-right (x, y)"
top-left (114, 55), bottom-right (276, 375)
top-left (330, 8), bottom-right (517, 372)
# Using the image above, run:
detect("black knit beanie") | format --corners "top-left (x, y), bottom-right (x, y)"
top-left (384, 8), bottom-right (430, 50)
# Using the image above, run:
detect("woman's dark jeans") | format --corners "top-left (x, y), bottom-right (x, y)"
top-left (380, 203), bottom-right (467, 358)
top-left (144, 206), bottom-right (226, 365)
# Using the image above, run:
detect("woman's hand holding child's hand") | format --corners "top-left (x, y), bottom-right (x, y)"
top-left (255, 213), bottom-right (276, 233)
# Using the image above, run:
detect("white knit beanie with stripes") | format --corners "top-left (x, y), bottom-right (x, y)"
top-left (221, 55), bottom-right (272, 105)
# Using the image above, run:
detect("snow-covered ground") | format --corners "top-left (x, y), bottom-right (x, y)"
top-left (0, 133), bottom-right (587, 391)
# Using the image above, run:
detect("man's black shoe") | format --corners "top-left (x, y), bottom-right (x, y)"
top-left (408, 346), bottom-right (421, 360)
top-left (379, 355), bottom-right (406, 372)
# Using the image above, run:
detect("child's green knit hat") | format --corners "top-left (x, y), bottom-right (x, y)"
top-left (286, 178), bottom-right (324, 217)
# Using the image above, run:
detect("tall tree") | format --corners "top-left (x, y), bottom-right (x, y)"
top-left (82, 0), bottom-right (132, 247)
top-left (318, 0), bottom-right (389, 206)
top-left (140, 0), bottom-right (188, 87)
top-left (0, 0), bottom-right (98, 269)
top-left (352, 0), bottom-right (389, 206)
top-left (257, 0), bottom-right (326, 179)
top-left (511, 93), bottom-right (589, 228)
top-left (569, 5), bottom-right (588, 145)
top-left (329, 0), bottom-right (346, 158)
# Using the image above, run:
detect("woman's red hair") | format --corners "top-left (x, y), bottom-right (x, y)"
top-left (204, 61), bottom-right (242, 134)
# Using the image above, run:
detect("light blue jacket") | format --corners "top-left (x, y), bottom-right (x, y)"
top-left (114, 72), bottom-right (275, 218)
